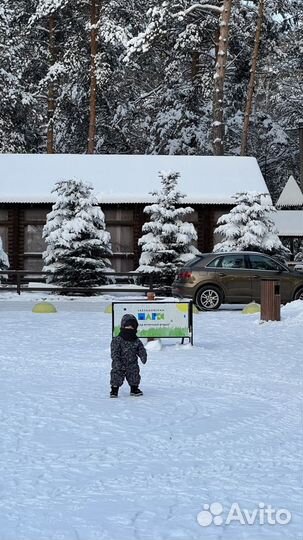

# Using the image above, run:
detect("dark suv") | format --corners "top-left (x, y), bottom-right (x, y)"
top-left (172, 252), bottom-right (303, 310)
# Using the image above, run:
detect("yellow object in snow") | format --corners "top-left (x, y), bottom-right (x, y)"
top-left (242, 301), bottom-right (260, 315)
top-left (32, 302), bottom-right (57, 313)
top-left (177, 302), bottom-right (200, 314)
top-left (176, 303), bottom-right (189, 313)
top-left (104, 304), bottom-right (113, 313)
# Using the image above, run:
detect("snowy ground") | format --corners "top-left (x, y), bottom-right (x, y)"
top-left (0, 296), bottom-right (302, 540)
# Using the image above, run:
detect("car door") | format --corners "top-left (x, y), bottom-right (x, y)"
top-left (247, 254), bottom-right (293, 303)
top-left (206, 254), bottom-right (252, 303)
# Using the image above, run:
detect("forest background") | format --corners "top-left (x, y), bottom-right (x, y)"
top-left (1, 0), bottom-right (302, 201)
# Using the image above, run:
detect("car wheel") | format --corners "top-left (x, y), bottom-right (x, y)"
top-left (293, 287), bottom-right (303, 301)
top-left (195, 285), bottom-right (222, 311)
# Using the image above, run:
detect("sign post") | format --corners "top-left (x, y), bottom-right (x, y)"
top-left (146, 290), bottom-right (155, 342)
top-left (112, 301), bottom-right (193, 344)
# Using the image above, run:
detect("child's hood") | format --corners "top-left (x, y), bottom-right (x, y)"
top-left (120, 314), bottom-right (138, 330)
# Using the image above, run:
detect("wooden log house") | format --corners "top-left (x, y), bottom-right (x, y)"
top-left (0, 154), bottom-right (270, 272)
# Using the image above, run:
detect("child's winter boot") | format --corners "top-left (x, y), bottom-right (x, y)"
top-left (130, 386), bottom-right (143, 396)
top-left (110, 386), bottom-right (119, 398)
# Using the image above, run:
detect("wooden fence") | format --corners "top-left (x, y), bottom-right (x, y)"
top-left (0, 270), bottom-right (169, 296)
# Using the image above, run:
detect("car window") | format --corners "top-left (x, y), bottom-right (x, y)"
top-left (188, 256), bottom-right (206, 267)
top-left (248, 254), bottom-right (283, 271)
top-left (220, 255), bottom-right (246, 269)
top-left (207, 255), bottom-right (246, 269)
top-left (206, 256), bottom-right (223, 268)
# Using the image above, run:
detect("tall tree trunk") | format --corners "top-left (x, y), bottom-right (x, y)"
top-left (191, 51), bottom-right (200, 81)
top-left (212, 0), bottom-right (233, 156)
top-left (87, 0), bottom-right (101, 154)
top-left (47, 14), bottom-right (56, 154)
top-left (240, 0), bottom-right (264, 156)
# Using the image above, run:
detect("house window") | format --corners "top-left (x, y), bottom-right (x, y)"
top-left (24, 257), bottom-right (45, 272)
top-left (107, 225), bottom-right (134, 273)
top-left (0, 226), bottom-right (8, 252)
top-left (107, 225), bottom-right (134, 254)
top-left (112, 257), bottom-right (134, 273)
top-left (0, 210), bottom-right (8, 253)
top-left (104, 208), bottom-right (135, 272)
top-left (24, 225), bottom-right (46, 253)
top-left (0, 209), bottom-right (9, 221)
top-left (23, 209), bottom-right (48, 274)
top-left (104, 208), bottom-right (134, 221)
top-left (24, 209), bottom-right (48, 221)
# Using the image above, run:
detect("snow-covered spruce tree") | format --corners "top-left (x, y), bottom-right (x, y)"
top-left (294, 246), bottom-right (303, 262)
top-left (0, 0), bottom-right (43, 152)
top-left (42, 179), bottom-right (112, 289)
top-left (213, 192), bottom-right (290, 260)
top-left (137, 171), bottom-right (200, 285)
top-left (0, 236), bottom-right (9, 282)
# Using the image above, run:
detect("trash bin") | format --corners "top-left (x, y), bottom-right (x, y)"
top-left (260, 279), bottom-right (281, 321)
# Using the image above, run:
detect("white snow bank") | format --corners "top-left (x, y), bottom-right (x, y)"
top-left (281, 299), bottom-right (303, 323)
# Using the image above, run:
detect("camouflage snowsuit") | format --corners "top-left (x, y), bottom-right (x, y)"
top-left (110, 335), bottom-right (147, 387)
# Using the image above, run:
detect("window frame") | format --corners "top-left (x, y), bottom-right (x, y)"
top-left (247, 254), bottom-right (288, 272)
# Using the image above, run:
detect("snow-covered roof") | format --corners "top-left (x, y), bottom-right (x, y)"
top-left (0, 154), bottom-right (269, 205)
top-left (276, 176), bottom-right (303, 208)
top-left (273, 210), bottom-right (303, 237)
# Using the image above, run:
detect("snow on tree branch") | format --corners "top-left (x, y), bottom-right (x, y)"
top-left (172, 3), bottom-right (223, 20)
top-left (29, 0), bottom-right (71, 25)
top-left (124, 5), bottom-right (169, 62)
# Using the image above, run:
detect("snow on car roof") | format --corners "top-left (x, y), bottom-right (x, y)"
top-left (0, 154), bottom-right (269, 204)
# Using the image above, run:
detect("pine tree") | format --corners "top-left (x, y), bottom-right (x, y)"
top-left (137, 171), bottom-right (199, 284)
top-left (1, 0), bottom-right (300, 207)
top-left (213, 192), bottom-right (290, 259)
top-left (240, 0), bottom-right (264, 156)
top-left (42, 179), bottom-right (112, 289)
top-left (94, 0), bottom-right (156, 153)
top-left (0, 236), bottom-right (9, 282)
top-left (0, 0), bottom-right (42, 152)
top-left (28, 0), bottom-right (88, 153)
top-left (124, 1), bottom-right (218, 155)
top-left (243, 0), bottom-right (302, 200)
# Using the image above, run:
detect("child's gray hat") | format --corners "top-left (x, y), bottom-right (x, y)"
top-left (120, 314), bottom-right (138, 330)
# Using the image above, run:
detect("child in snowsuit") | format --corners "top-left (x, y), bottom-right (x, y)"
top-left (110, 314), bottom-right (147, 398)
